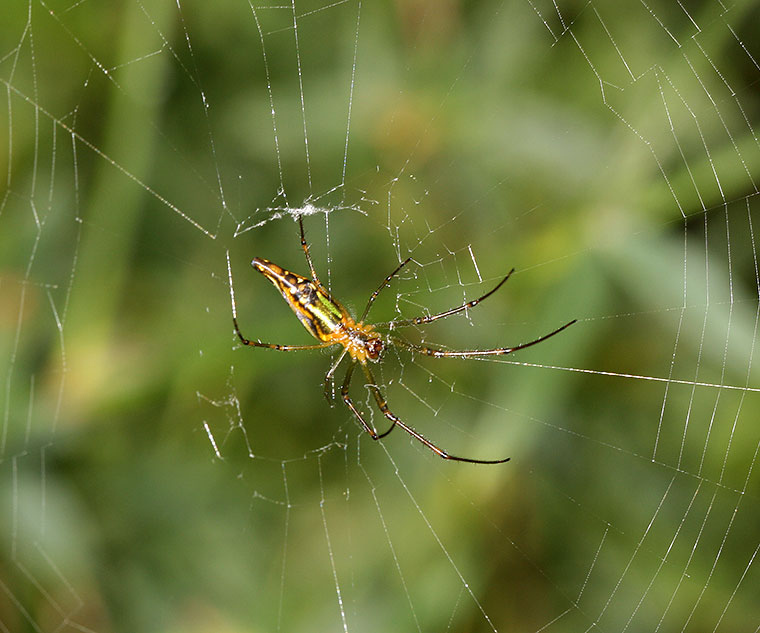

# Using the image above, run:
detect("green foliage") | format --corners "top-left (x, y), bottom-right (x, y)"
top-left (1, 1), bottom-right (759, 631)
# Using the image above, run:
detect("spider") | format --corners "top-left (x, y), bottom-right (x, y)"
top-left (231, 215), bottom-right (576, 464)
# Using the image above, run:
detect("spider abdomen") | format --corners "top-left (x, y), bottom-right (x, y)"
top-left (252, 257), bottom-right (352, 342)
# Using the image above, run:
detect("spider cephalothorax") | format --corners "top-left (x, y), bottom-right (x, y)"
top-left (232, 215), bottom-right (576, 464)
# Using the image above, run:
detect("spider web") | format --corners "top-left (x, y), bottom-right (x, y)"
top-left (2, 1), bottom-right (760, 631)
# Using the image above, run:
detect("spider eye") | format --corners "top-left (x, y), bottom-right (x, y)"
top-left (366, 338), bottom-right (383, 360)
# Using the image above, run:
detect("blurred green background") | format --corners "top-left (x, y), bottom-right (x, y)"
top-left (2, 1), bottom-right (760, 631)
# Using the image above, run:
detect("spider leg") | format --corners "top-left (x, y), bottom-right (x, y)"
top-left (358, 363), bottom-right (398, 439)
top-left (351, 362), bottom-right (510, 463)
top-left (298, 214), bottom-right (322, 285)
top-left (323, 348), bottom-right (349, 402)
top-left (380, 269), bottom-right (515, 329)
top-left (390, 318), bottom-right (577, 358)
top-left (233, 314), bottom-right (333, 351)
top-left (340, 361), bottom-right (392, 438)
top-left (359, 256), bottom-right (413, 323)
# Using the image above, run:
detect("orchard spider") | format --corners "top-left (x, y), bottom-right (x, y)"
top-left (230, 215), bottom-right (575, 464)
